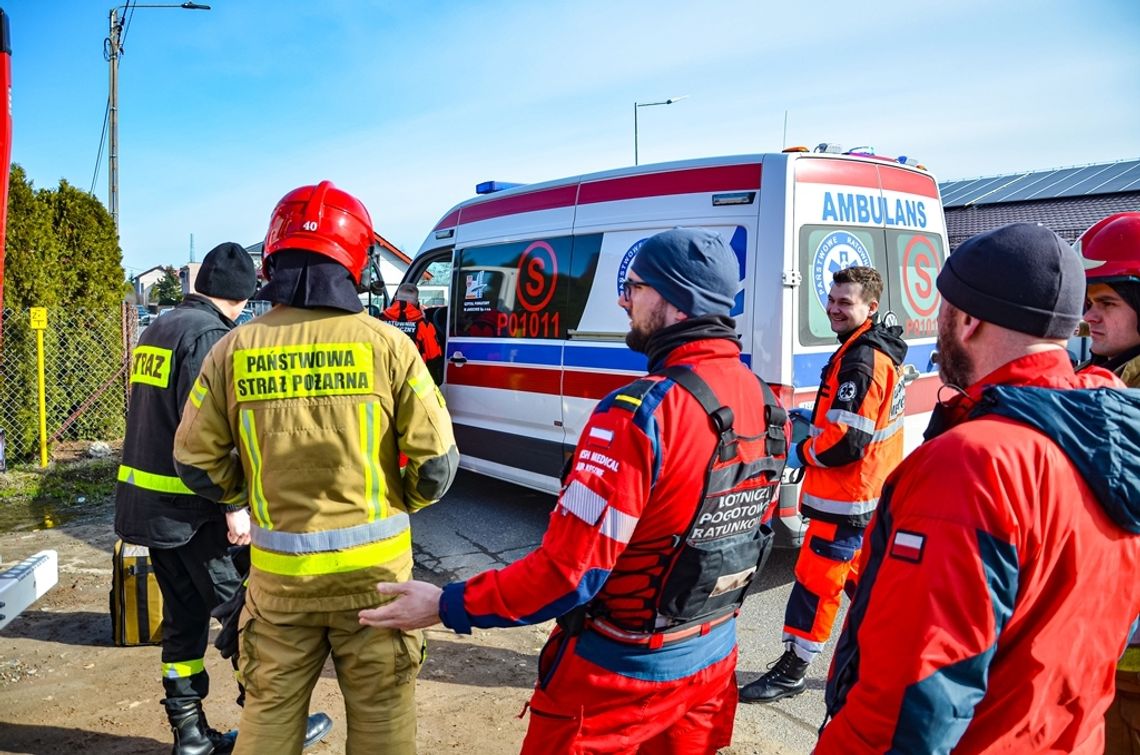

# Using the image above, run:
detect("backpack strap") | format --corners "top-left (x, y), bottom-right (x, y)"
top-left (659, 365), bottom-right (787, 459)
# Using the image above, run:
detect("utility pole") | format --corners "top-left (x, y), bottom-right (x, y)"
top-left (105, 2), bottom-right (211, 236)
top-left (108, 6), bottom-right (121, 232)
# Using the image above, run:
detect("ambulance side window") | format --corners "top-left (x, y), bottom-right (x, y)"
top-left (453, 236), bottom-right (591, 340)
top-left (797, 225), bottom-right (882, 346)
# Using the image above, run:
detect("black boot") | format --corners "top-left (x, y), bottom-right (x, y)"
top-left (162, 697), bottom-right (237, 755)
top-left (739, 649), bottom-right (810, 703)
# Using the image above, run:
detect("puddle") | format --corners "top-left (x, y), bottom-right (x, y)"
top-left (0, 498), bottom-right (97, 534)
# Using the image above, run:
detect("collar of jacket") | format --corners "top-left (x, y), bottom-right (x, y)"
top-left (653, 335), bottom-right (744, 373)
top-left (645, 315), bottom-right (741, 372)
top-left (931, 349), bottom-right (1108, 435)
top-left (383, 300), bottom-right (424, 321)
top-left (180, 293), bottom-right (236, 327)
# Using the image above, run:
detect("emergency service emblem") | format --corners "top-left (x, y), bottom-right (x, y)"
top-left (812, 231), bottom-right (872, 309)
top-left (836, 381), bottom-right (857, 402)
top-left (616, 238), bottom-right (648, 297)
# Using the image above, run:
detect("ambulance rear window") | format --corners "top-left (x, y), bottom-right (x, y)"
top-left (797, 226), bottom-right (944, 346)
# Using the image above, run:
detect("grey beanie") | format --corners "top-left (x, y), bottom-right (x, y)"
top-left (937, 223), bottom-right (1083, 338)
top-left (630, 228), bottom-right (740, 317)
top-left (195, 242), bottom-right (258, 301)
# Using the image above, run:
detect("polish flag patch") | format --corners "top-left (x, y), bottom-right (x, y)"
top-left (588, 427), bottom-right (614, 448)
top-left (889, 530), bottom-right (926, 563)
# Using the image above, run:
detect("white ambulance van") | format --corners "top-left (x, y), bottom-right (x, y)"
top-left (401, 150), bottom-right (948, 546)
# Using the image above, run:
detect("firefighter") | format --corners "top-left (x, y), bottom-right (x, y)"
top-left (1079, 211), bottom-right (1140, 387)
top-left (816, 223), bottom-right (1140, 752)
top-left (173, 181), bottom-right (459, 755)
top-left (1076, 211), bottom-right (1140, 753)
top-left (115, 242), bottom-right (331, 754)
top-left (361, 228), bottom-right (789, 753)
top-left (379, 282), bottom-right (443, 383)
top-left (740, 265), bottom-right (906, 703)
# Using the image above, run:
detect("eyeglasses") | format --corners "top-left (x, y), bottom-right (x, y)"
top-left (620, 279), bottom-right (649, 298)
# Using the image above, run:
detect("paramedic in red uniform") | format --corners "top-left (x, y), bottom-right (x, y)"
top-left (817, 223), bottom-right (1140, 754)
top-left (741, 265), bottom-right (906, 703)
top-left (360, 227), bottom-right (789, 754)
top-left (380, 282), bottom-right (443, 383)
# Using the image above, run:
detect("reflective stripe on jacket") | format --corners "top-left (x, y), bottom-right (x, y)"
top-left (799, 317), bottom-right (907, 528)
top-left (173, 305), bottom-right (459, 612)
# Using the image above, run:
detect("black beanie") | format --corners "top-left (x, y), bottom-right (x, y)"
top-left (937, 223), bottom-right (1083, 338)
top-left (630, 228), bottom-right (740, 317)
top-left (195, 242), bottom-right (258, 301)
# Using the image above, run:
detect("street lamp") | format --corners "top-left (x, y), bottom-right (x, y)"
top-left (106, 2), bottom-right (211, 233)
top-left (633, 96), bottom-right (687, 166)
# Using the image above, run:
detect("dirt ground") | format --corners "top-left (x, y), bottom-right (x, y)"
top-left (0, 450), bottom-right (793, 754)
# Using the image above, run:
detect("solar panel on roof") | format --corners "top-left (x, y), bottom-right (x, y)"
top-left (1044, 165), bottom-right (1118, 199)
top-left (937, 159), bottom-right (1140, 206)
top-left (1010, 167), bottom-right (1093, 201)
top-left (1084, 162), bottom-right (1140, 195)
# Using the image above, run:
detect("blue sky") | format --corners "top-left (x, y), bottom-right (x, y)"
top-left (7, 0), bottom-right (1140, 275)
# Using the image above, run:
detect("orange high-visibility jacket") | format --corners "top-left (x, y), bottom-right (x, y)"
top-left (798, 317), bottom-right (906, 528)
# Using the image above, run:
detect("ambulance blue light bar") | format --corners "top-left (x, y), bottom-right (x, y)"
top-left (475, 181), bottom-right (524, 195)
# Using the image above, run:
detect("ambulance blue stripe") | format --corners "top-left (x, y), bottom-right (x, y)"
top-left (450, 340), bottom-right (562, 365)
top-left (792, 342), bottom-right (936, 388)
top-left (452, 338), bottom-right (763, 374)
top-left (563, 345), bottom-right (647, 372)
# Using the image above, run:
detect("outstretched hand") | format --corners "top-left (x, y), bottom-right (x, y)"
top-left (359, 580), bottom-right (443, 630)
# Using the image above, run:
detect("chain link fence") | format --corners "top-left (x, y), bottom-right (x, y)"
top-left (0, 304), bottom-right (137, 465)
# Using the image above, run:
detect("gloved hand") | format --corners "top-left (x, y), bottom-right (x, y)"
top-left (212, 581), bottom-right (247, 660)
top-left (788, 407), bottom-right (812, 424)
top-left (785, 442), bottom-right (805, 469)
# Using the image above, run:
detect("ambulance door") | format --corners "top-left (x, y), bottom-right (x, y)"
top-left (873, 164), bottom-right (946, 452)
top-left (445, 236), bottom-right (571, 491)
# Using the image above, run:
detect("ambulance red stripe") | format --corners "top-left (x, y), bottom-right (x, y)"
top-left (434, 164), bottom-right (764, 230)
top-left (796, 158), bottom-right (939, 199)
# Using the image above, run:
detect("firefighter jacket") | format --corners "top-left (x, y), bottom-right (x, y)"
top-left (439, 333), bottom-right (780, 680)
top-left (798, 316), bottom-right (907, 528)
top-left (173, 305), bottom-right (459, 614)
top-left (379, 300), bottom-right (442, 362)
top-left (818, 350), bottom-right (1140, 754)
top-left (1083, 343), bottom-right (1140, 389)
top-left (115, 295), bottom-right (238, 548)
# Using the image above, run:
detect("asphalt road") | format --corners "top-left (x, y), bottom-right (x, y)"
top-left (410, 469), bottom-right (842, 755)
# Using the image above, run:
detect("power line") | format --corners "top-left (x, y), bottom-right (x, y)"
top-left (89, 99), bottom-right (110, 195)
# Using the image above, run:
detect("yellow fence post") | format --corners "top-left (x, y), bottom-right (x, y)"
top-left (30, 307), bottom-right (48, 467)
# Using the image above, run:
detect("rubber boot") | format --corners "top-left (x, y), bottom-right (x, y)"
top-left (739, 649), bottom-right (810, 703)
top-left (163, 697), bottom-right (236, 755)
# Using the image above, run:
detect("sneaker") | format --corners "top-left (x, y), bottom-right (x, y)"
top-left (739, 649), bottom-right (810, 703)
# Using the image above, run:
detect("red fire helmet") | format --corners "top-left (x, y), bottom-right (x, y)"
top-left (1077, 211), bottom-right (1140, 284)
top-left (263, 181), bottom-right (374, 283)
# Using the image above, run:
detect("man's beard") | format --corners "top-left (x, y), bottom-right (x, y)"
top-left (625, 302), bottom-right (669, 353)
top-left (937, 315), bottom-right (974, 389)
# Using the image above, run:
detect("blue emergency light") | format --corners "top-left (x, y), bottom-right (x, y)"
top-left (475, 181), bottom-right (524, 195)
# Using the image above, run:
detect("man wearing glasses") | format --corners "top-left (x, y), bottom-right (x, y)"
top-left (361, 227), bottom-right (788, 754)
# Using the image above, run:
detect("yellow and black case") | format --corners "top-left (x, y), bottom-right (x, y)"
top-left (110, 539), bottom-right (163, 646)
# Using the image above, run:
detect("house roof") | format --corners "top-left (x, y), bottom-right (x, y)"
top-left (939, 159), bottom-right (1140, 208)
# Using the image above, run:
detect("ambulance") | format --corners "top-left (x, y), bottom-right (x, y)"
top-left (401, 148), bottom-right (948, 546)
